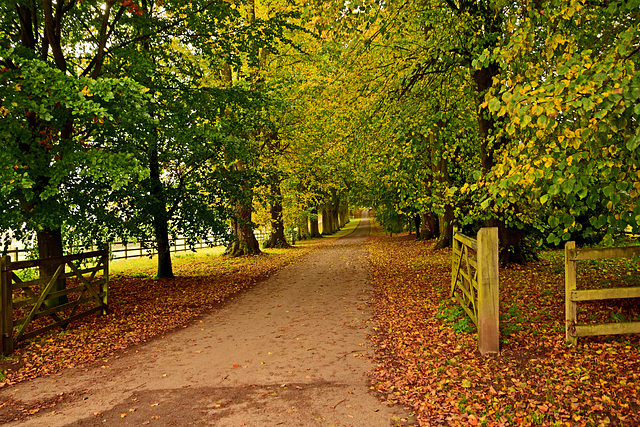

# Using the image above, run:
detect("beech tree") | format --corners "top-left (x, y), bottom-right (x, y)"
top-left (477, 0), bottom-right (640, 246)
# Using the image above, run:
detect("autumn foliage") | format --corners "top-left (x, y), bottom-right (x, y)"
top-left (366, 227), bottom-right (640, 426)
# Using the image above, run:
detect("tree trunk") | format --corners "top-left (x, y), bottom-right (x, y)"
top-left (226, 163), bottom-right (261, 259)
top-left (297, 215), bottom-right (310, 241)
top-left (264, 175), bottom-right (290, 249)
top-left (432, 128), bottom-right (454, 249)
top-left (37, 228), bottom-right (68, 307)
top-left (434, 205), bottom-right (454, 250)
top-left (420, 213), bottom-right (438, 240)
top-left (226, 202), bottom-right (261, 256)
top-left (321, 206), bottom-right (332, 234)
top-left (338, 199), bottom-right (349, 228)
top-left (331, 198), bottom-right (341, 230)
top-left (309, 206), bottom-right (321, 237)
top-left (475, 65), bottom-right (526, 264)
top-left (414, 214), bottom-right (421, 239)
top-left (149, 139), bottom-right (174, 278)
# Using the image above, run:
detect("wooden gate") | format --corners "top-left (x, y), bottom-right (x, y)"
top-left (1, 247), bottom-right (108, 355)
top-left (451, 227), bottom-right (499, 355)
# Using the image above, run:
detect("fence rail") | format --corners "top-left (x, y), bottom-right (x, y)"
top-left (1, 246), bottom-right (109, 355)
top-left (565, 242), bottom-right (640, 346)
top-left (451, 227), bottom-right (499, 355)
top-left (3, 231), bottom-right (271, 262)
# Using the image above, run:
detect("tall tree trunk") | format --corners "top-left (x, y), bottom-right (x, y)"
top-left (420, 213), bottom-right (438, 240)
top-left (309, 206), bottom-right (321, 238)
top-left (414, 214), bottom-right (421, 239)
top-left (264, 174), bottom-right (290, 249)
top-left (226, 201), bottom-right (261, 256)
top-left (432, 128), bottom-right (454, 249)
top-left (37, 228), bottom-right (68, 307)
top-left (331, 197), bottom-right (341, 231)
top-left (434, 205), bottom-right (454, 250)
top-left (338, 199), bottom-right (349, 227)
top-left (297, 215), bottom-right (310, 241)
top-left (474, 65), bottom-right (526, 264)
top-left (149, 135), bottom-right (174, 278)
top-left (321, 206), bottom-right (332, 234)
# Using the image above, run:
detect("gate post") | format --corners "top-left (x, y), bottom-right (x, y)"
top-left (477, 228), bottom-right (499, 355)
top-left (565, 241), bottom-right (577, 346)
top-left (1, 256), bottom-right (14, 355)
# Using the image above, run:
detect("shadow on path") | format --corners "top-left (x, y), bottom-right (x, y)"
top-left (2, 211), bottom-right (415, 426)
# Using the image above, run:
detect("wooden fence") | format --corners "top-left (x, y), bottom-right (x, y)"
top-left (451, 227), bottom-right (500, 355)
top-left (3, 230), bottom-right (271, 262)
top-left (565, 242), bottom-right (640, 346)
top-left (0, 247), bottom-right (108, 355)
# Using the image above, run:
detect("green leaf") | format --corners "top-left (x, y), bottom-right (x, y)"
top-left (627, 134), bottom-right (640, 151)
top-left (603, 185), bottom-right (615, 198)
top-left (593, 73), bottom-right (607, 82)
top-left (488, 98), bottom-right (501, 113)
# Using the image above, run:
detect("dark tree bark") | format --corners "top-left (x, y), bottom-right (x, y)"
top-left (337, 199), bottom-right (349, 228)
top-left (434, 205), bottom-right (454, 250)
top-left (226, 202), bottom-right (261, 256)
top-left (297, 215), bottom-right (310, 241)
top-left (148, 135), bottom-right (174, 278)
top-left (309, 206), bottom-right (321, 238)
top-left (264, 175), bottom-right (290, 249)
top-left (413, 214), bottom-right (421, 239)
top-left (37, 228), bottom-right (68, 307)
top-left (321, 205), bottom-right (334, 234)
top-left (420, 213), bottom-right (439, 240)
top-left (431, 128), bottom-right (454, 249)
top-left (475, 65), bottom-right (527, 264)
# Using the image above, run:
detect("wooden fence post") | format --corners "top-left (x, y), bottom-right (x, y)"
top-left (565, 241), bottom-right (577, 346)
top-left (1, 256), bottom-right (14, 355)
top-left (477, 227), bottom-right (499, 355)
top-left (451, 227), bottom-right (459, 297)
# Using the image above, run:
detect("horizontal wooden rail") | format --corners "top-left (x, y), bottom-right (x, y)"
top-left (3, 232), bottom-right (272, 262)
top-left (565, 242), bottom-right (640, 346)
top-left (1, 247), bottom-right (109, 355)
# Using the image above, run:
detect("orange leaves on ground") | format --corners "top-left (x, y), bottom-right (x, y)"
top-left (366, 234), bottom-right (640, 426)
top-left (0, 244), bottom-right (321, 389)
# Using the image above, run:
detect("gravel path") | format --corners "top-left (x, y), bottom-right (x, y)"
top-left (1, 212), bottom-right (413, 426)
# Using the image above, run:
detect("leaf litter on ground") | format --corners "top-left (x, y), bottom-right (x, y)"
top-left (0, 241), bottom-right (329, 388)
top-left (365, 227), bottom-right (640, 427)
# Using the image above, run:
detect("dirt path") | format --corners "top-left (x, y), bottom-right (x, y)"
top-left (1, 212), bottom-right (414, 426)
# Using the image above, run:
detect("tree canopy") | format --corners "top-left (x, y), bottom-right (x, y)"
top-left (2, 0), bottom-right (639, 268)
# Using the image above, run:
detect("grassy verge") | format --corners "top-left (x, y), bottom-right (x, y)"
top-left (366, 229), bottom-right (640, 426)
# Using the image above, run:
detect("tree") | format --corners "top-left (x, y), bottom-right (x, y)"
top-left (0, 38), bottom-right (149, 303)
top-left (478, 0), bottom-right (640, 247)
